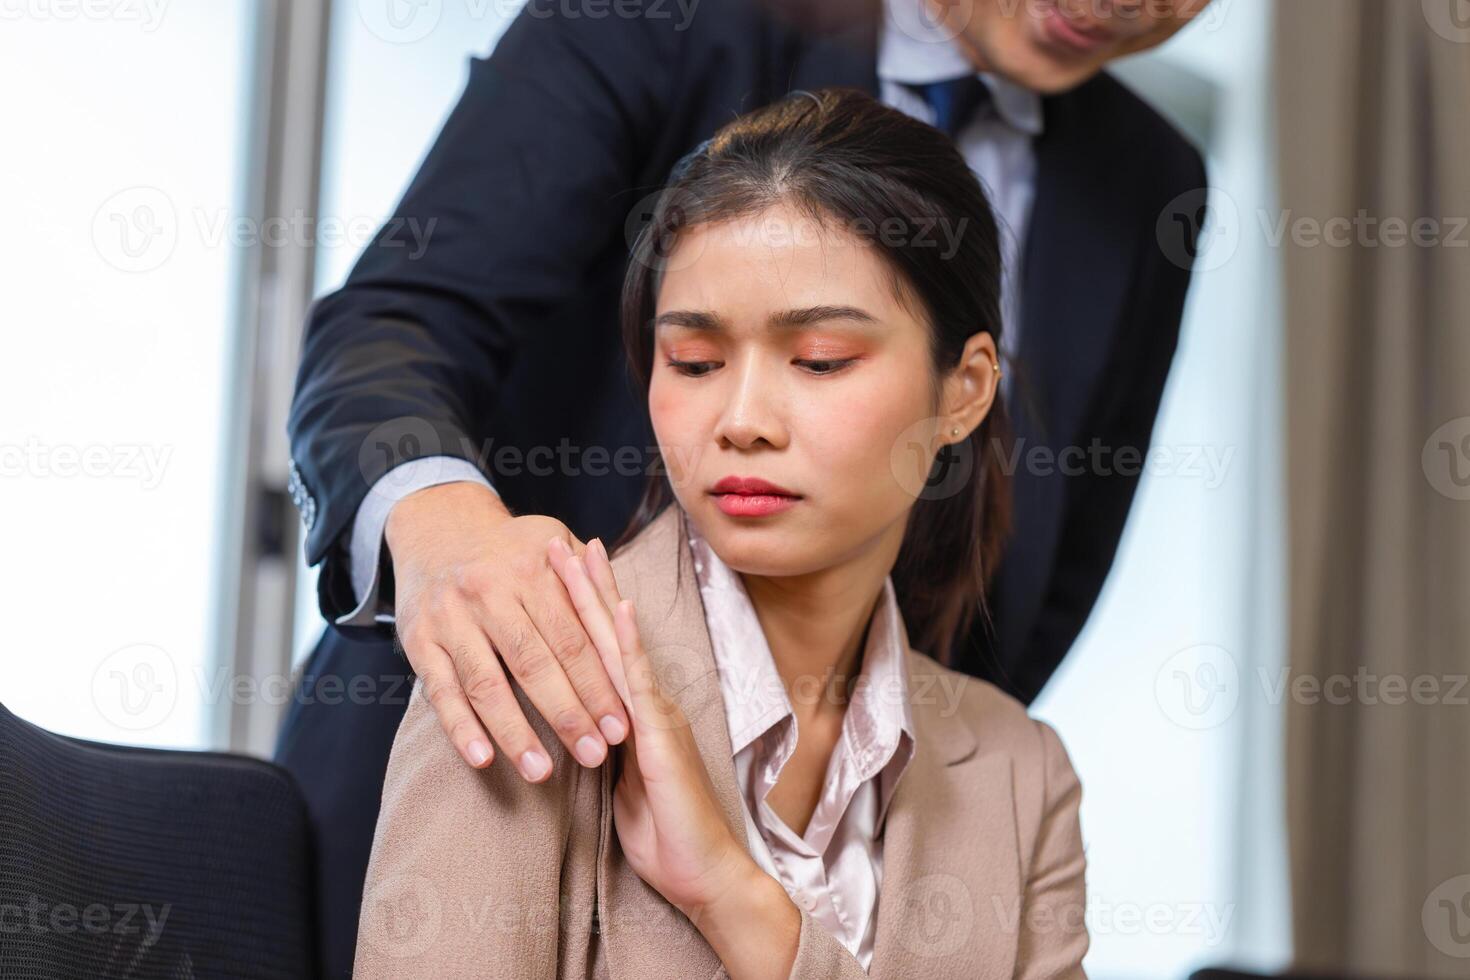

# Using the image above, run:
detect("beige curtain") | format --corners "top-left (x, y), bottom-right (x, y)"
top-left (1275, 1), bottom-right (1470, 976)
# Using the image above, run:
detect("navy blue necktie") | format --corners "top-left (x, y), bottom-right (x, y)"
top-left (902, 75), bottom-right (992, 139)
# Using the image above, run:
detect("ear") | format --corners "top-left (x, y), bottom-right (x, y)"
top-left (939, 331), bottom-right (1001, 443)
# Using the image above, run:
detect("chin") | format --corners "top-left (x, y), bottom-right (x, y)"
top-left (998, 46), bottom-right (1107, 93)
top-left (691, 511), bottom-right (819, 577)
top-left (704, 531), bottom-right (812, 578)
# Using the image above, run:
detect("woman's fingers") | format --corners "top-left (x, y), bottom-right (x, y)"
top-left (547, 539), bottom-right (619, 660)
top-left (614, 599), bottom-right (675, 733)
top-left (548, 541), bottom-right (632, 710)
top-left (550, 538), bottom-right (686, 751)
top-left (583, 537), bottom-right (624, 612)
top-left (619, 726), bottom-right (644, 793)
top-left (520, 569), bottom-right (629, 746)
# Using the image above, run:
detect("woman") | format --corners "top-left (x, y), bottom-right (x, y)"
top-left (353, 88), bottom-right (1087, 979)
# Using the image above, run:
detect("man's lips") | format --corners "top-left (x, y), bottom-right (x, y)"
top-left (1038, 4), bottom-right (1117, 56)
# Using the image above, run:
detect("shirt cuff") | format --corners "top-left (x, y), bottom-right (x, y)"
top-left (333, 456), bottom-right (497, 628)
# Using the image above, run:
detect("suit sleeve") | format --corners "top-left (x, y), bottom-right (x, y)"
top-left (353, 677), bottom-right (599, 978)
top-left (1015, 719), bottom-right (1089, 978)
top-left (1012, 146), bottom-right (1208, 701)
top-left (287, 2), bottom-right (676, 623)
top-left (333, 458), bottom-right (494, 628)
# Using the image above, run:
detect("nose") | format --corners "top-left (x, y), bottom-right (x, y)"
top-left (713, 353), bottom-right (789, 451)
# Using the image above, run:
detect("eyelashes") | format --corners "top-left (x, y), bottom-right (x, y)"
top-left (665, 358), bottom-right (717, 378)
top-left (664, 358), bottom-right (859, 377)
top-left (796, 358), bottom-right (857, 375)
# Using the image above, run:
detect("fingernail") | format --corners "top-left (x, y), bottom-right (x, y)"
top-left (520, 750), bottom-right (551, 781)
top-left (598, 714), bottom-right (626, 743)
top-left (467, 739), bottom-right (492, 766)
top-left (550, 537), bottom-right (571, 556)
top-left (574, 735), bottom-right (606, 766)
top-left (592, 538), bottom-right (608, 560)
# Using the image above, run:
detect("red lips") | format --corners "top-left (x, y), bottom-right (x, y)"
top-left (709, 476), bottom-right (801, 517)
top-left (710, 476), bottom-right (799, 497)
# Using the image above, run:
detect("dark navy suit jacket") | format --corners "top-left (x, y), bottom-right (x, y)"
top-left (288, 0), bottom-right (1206, 704)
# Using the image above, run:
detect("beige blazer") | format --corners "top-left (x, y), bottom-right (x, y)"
top-left (354, 505), bottom-right (1089, 979)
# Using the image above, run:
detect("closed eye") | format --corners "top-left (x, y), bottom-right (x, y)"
top-left (665, 358), bottom-right (720, 377)
top-left (795, 358), bottom-right (858, 375)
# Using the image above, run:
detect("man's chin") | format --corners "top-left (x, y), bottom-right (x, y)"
top-left (989, 44), bottom-right (1110, 94)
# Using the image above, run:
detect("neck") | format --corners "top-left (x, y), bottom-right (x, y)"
top-left (738, 522), bottom-right (905, 721)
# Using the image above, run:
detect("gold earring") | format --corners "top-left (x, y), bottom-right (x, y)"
top-left (951, 426), bottom-right (961, 437)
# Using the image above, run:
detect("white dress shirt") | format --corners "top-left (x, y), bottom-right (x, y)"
top-left (334, 0), bottom-right (1042, 627)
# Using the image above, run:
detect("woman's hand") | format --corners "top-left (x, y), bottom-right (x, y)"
top-left (547, 535), bottom-right (802, 979)
top-left (546, 536), bottom-right (755, 918)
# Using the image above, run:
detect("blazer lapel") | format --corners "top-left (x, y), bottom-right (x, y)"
top-left (870, 653), bottom-right (1022, 980)
top-left (596, 505), bottom-right (750, 980)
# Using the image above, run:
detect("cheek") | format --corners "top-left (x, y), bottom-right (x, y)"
top-left (799, 374), bottom-right (935, 501)
top-left (648, 376), bottom-right (706, 485)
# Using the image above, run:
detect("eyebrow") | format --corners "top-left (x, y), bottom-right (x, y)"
top-left (653, 304), bottom-right (880, 332)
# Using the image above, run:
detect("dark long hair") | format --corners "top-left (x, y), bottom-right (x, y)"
top-left (613, 87), bottom-right (1014, 668)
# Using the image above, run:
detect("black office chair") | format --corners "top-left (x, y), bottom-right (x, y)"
top-left (0, 701), bottom-right (315, 978)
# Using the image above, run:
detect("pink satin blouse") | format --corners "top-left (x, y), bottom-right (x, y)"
top-left (687, 523), bottom-right (916, 971)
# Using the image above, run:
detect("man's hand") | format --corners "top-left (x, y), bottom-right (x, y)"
top-left (385, 481), bottom-right (630, 780)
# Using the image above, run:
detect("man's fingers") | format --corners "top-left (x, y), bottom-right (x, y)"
top-left (523, 570), bottom-right (630, 747)
top-left (444, 625), bottom-right (555, 782)
top-left (553, 550), bottom-right (632, 711)
top-left (545, 533), bottom-right (589, 581)
top-left (483, 603), bottom-right (609, 774)
top-left (413, 644), bottom-right (494, 768)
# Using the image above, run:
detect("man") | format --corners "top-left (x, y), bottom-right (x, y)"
top-left (278, 0), bottom-right (1210, 973)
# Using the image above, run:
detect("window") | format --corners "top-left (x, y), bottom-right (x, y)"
top-left (0, 4), bottom-right (256, 749)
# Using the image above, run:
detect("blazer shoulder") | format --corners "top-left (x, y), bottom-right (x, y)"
top-left (905, 649), bottom-right (1079, 797)
top-left (607, 506), bottom-right (687, 595)
top-left (908, 647), bottom-right (1021, 724)
top-left (356, 679), bottom-right (604, 975)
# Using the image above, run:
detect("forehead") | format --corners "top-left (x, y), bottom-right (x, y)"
top-left (654, 205), bottom-right (920, 330)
